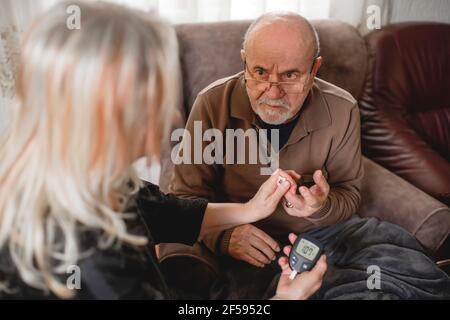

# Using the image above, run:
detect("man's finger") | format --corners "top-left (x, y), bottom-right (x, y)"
top-left (313, 170), bottom-right (329, 194)
top-left (310, 184), bottom-right (323, 196)
top-left (244, 253), bottom-right (266, 268)
top-left (299, 186), bottom-right (320, 207)
top-left (285, 170), bottom-right (301, 180)
top-left (247, 246), bottom-right (271, 265)
top-left (250, 236), bottom-right (276, 261)
top-left (253, 228), bottom-right (280, 252)
top-left (284, 191), bottom-right (305, 209)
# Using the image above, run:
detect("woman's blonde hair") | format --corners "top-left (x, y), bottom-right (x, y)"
top-left (0, 1), bottom-right (180, 298)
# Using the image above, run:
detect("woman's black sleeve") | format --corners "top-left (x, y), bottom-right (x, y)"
top-left (134, 182), bottom-right (208, 245)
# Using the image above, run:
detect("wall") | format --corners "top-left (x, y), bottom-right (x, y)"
top-left (390, 0), bottom-right (450, 24)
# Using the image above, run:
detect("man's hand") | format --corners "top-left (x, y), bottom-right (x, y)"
top-left (228, 224), bottom-right (281, 268)
top-left (273, 233), bottom-right (327, 300)
top-left (283, 170), bottom-right (330, 218)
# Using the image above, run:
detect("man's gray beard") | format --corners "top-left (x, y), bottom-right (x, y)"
top-left (255, 97), bottom-right (294, 125)
top-left (255, 107), bottom-right (294, 125)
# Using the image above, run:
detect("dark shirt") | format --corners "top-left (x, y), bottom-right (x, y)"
top-left (257, 114), bottom-right (300, 150)
top-left (0, 182), bottom-right (208, 299)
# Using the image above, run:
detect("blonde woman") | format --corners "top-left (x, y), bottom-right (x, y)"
top-left (0, 1), bottom-right (326, 299)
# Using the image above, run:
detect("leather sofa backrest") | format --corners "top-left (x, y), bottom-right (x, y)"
top-left (363, 23), bottom-right (450, 161)
top-left (174, 19), bottom-right (368, 116)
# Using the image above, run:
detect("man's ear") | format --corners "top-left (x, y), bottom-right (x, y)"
top-left (240, 49), bottom-right (246, 63)
top-left (311, 56), bottom-right (322, 76)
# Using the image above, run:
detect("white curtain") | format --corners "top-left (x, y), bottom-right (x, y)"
top-left (0, 0), bottom-right (61, 132)
top-left (0, 0), bottom-right (336, 132)
top-left (107, 0), bottom-right (332, 23)
top-left (0, 0), bottom-right (383, 104)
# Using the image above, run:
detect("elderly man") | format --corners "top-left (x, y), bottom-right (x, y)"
top-left (169, 12), bottom-right (361, 264)
top-left (163, 12), bottom-right (450, 299)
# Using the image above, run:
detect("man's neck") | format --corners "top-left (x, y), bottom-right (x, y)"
top-left (258, 113), bottom-right (301, 150)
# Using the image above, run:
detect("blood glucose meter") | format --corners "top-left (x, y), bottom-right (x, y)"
top-left (288, 234), bottom-right (323, 280)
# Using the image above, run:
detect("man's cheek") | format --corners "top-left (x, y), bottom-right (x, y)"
top-left (248, 93), bottom-right (261, 108)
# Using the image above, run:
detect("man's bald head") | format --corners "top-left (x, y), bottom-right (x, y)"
top-left (243, 12), bottom-right (320, 61)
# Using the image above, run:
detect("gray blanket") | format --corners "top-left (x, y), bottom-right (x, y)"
top-left (210, 216), bottom-right (450, 300)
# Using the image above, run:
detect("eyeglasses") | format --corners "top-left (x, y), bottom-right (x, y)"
top-left (244, 60), bottom-right (316, 94)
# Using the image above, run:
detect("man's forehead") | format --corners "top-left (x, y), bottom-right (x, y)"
top-left (245, 42), bottom-right (312, 72)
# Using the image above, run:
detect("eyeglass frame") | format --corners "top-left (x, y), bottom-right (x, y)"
top-left (243, 57), bottom-right (318, 93)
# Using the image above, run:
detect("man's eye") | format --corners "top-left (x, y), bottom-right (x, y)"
top-left (256, 69), bottom-right (265, 76)
top-left (285, 72), bottom-right (298, 80)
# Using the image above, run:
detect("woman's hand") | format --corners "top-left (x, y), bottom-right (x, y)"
top-left (199, 169), bottom-right (298, 237)
top-left (245, 169), bottom-right (298, 221)
top-left (272, 233), bottom-right (327, 300)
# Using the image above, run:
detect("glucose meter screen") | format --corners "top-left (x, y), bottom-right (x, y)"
top-left (297, 239), bottom-right (319, 261)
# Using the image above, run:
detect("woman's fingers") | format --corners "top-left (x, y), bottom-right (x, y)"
top-left (270, 178), bottom-right (291, 203)
top-left (314, 255), bottom-right (328, 277)
top-left (278, 257), bottom-right (292, 275)
top-left (288, 233), bottom-right (297, 245)
top-left (284, 170), bottom-right (301, 193)
top-left (276, 170), bottom-right (297, 194)
top-left (293, 255), bottom-right (327, 295)
top-left (262, 169), bottom-right (286, 194)
top-left (283, 245), bottom-right (291, 257)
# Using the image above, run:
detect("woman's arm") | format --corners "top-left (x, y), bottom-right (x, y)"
top-left (136, 169), bottom-right (295, 245)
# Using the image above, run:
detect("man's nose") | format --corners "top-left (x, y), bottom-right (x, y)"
top-left (265, 83), bottom-right (284, 100)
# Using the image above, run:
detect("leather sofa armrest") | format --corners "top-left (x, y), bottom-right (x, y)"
top-left (359, 156), bottom-right (450, 254)
top-left (158, 242), bottom-right (220, 298)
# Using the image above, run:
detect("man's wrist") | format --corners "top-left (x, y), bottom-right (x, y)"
top-left (307, 197), bottom-right (331, 219)
top-left (219, 227), bottom-right (235, 254)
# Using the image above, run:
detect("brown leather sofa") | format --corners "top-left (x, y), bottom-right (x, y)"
top-left (359, 23), bottom-right (450, 207)
top-left (156, 20), bottom-right (450, 294)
